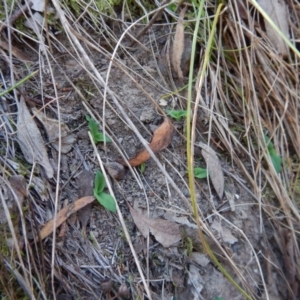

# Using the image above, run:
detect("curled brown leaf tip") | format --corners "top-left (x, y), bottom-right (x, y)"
top-left (119, 117), bottom-right (174, 167)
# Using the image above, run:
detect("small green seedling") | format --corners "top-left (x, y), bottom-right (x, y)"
top-left (264, 135), bottom-right (282, 173)
top-left (194, 167), bottom-right (209, 179)
top-left (93, 171), bottom-right (116, 213)
top-left (86, 115), bottom-right (112, 143)
top-left (167, 3), bottom-right (177, 12)
top-left (140, 162), bottom-right (146, 173)
top-left (166, 109), bottom-right (187, 121)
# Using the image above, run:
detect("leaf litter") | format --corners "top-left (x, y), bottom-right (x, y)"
top-left (198, 142), bottom-right (224, 199)
top-left (32, 107), bottom-right (76, 153)
top-left (2, 2), bottom-right (298, 298)
top-left (128, 204), bottom-right (181, 248)
top-left (172, 6), bottom-right (187, 80)
top-left (16, 95), bottom-right (54, 178)
top-left (257, 0), bottom-right (289, 56)
top-left (76, 170), bottom-right (94, 235)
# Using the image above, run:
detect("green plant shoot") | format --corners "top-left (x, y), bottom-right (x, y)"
top-left (93, 171), bottom-right (116, 212)
top-left (140, 162), bottom-right (146, 173)
top-left (264, 135), bottom-right (282, 173)
top-left (166, 109), bottom-right (187, 121)
top-left (86, 115), bottom-right (112, 143)
top-left (194, 167), bottom-right (209, 179)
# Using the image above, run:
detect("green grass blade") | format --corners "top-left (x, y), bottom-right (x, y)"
top-left (0, 70), bottom-right (38, 97)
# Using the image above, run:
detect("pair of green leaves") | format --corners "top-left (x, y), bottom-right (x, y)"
top-left (86, 116), bottom-right (115, 212)
top-left (194, 167), bottom-right (209, 179)
top-left (166, 109), bottom-right (187, 121)
top-left (86, 115), bottom-right (111, 143)
top-left (94, 171), bottom-right (116, 213)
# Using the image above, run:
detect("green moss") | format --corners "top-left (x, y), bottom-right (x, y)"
top-left (62, 0), bottom-right (122, 18)
top-left (0, 0), bottom-right (14, 22)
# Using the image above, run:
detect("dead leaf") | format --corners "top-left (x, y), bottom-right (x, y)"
top-left (24, 12), bottom-right (44, 36)
top-left (0, 40), bottom-right (33, 62)
top-left (37, 196), bottom-right (95, 240)
top-left (8, 175), bottom-right (27, 203)
top-left (211, 219), bottom-right (238, 245)
top-left (172, 7), bottom-right (187, 79)
top-left (190, 252), bottom-right (210, 267)
top-left (31, 0), bottom-right (46, 12)
top-left (129, 205), bottom-right (181, 247)
top-left (6, 175), bottom-right (27, 229)
top-left (199, 142), bottom-right (224, 199)
top-left (58, 199), bottom-right (69, 238)
top-left (186, 265), bottom-right (204, 298)
top-left (258, 0), bottom-right (289, 56)
top-left (120, 117), bottom-right (174, 167)
top-left (32, 108), bottom-right (76, 153)
top-left (76, 170), bottom-right (94, 235)
top-left (17, 96), bottom-right (54, 178)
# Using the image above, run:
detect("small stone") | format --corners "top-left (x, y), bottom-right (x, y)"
top-left (159, 98), bottom-right (168, 106)
top-left (105, 162), bottom-right (125, 180)
top-left (140, 109), bottom-right (155, 123)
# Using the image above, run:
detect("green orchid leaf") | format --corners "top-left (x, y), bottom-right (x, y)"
top-left (94, 170), bottom-right (106, 194)
top-left (269, 148), bottom-right (282, 173)
top-left (264, 135), bottom-right (282, 173)
top-left (194, 167), bottom-right (209, 179)
top-left (166, 109), bottom-right (187, 121)
top-left (86, 115), bottom-right (112, 143)
top-left (95, 192), bottom-right (116, 213)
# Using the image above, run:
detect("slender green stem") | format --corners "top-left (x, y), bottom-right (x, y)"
top-left (186, 3), bottom-right (252, 299)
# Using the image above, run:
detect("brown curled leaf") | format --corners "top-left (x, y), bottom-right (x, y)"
top-left (120, 117), bottom-right (174, 167)
top-left (37, 196), bottom-right (95, 241)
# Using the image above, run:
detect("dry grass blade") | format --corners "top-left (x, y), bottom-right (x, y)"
top-left (198, 0), bottom-right (300, 297)
top-left (1, 0), bottom-right (300, 298)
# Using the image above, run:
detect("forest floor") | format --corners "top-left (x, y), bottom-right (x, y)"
top-left (0, 1), bottom-right (300, 299)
